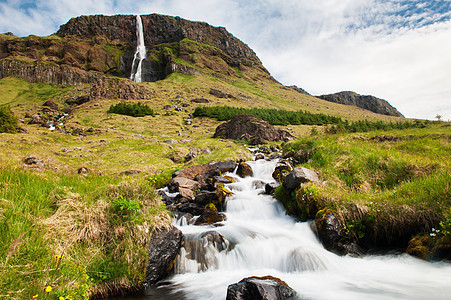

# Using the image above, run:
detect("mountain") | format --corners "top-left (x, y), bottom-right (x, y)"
top-left (0, 14), bottom-right (403, 119)
top-left (317, 91), bottom-right (404, 117)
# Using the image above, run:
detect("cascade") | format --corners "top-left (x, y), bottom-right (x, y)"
top-left (127, 156), bottom-right (451, 300)
top-left (130, 15), bottom-right (146, 83)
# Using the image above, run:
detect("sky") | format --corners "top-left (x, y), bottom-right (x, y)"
top-left (0, 0), bottom-right (450, 120)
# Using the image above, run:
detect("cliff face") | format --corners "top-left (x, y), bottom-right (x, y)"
top-left (317, 91), bottom-right (404, 117)
top-left (56, 14), bottom-right (261, 67)
top-left (0, 14), bottom-right (270, 85)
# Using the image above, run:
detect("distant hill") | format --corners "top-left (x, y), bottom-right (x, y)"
top-left (317, 91), bottom-right (404, 117)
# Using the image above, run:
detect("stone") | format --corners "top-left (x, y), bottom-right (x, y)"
top-left (170, 177), bottom-right (201, 193)
top-left (265, 182), bottom-right (279, 195)
top-left (163, 139), bottom-right (178, 144)
top-left (77, 166), bottom-right (91, 174)
top-left (120, 169), bottom-right (142, 175)
top-left (194, 205), bottom-right (226, 225)
top-left (226, 276), bottom-right (297, 300)
top-left (209, 88), bottom-right (227, 98)
top-left (174, 202), bottom-right (204, 216)
top-left (254, 153), bottom-right (265, 161)
top-left (66, 95), bottom-right (90, 105)
top-left (214, 115), bottom-right (293, 143)
top-left (185, 148), bottom-right (200, 162)
top-left (24, 156), bottom-right (45, 167)
top-left (194, 191), bottom-right (220, 207)
top-left (314, 211), bottom-right (346, 254)
top-left (43, 100), bottom-right (58, 110)
top-left (145, 225), bottom-right (183, 286)
top-left (191, 98), bottom-right (209, 103)
top-left (272, 163), bottom-right (292, 183)
top-left (283, 167), bottom-right (318, 190)
top-left (236, 162), bottom-right (253, 178)
top-left (213, 160), bottom-right (238, 174)
top-left (28, 114), bottom-right (46, 125)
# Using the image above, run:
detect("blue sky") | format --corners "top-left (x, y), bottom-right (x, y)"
top-left (0, 0), bottom-right (450, 120)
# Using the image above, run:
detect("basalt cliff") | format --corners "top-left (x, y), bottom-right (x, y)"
top-left (0, 14), bottom-right (270, 85)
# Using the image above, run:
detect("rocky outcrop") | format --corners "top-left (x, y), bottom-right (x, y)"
top-left (0, 59), bottom-right (102, 85)
top-left (145, 225), bottom-right (183, 286)
top-left (213, 115), bottom-right (293, 145)
top-left (226, 276), bottom-right (297, 300)
top-left (57, 14), bottom-right (262, 67)
top-left (317, 91), bottom-right (404, 117)
top-left (89, 77), bottom-right (153, 100)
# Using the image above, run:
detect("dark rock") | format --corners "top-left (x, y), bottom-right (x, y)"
top-left (120, 169), bottom-right (142, 175)
top-left (283, 167), bottom-right (318, 190)
top-left (265, 182), bottom-right (279, 195)
top-left (77, 166), bottom-right (91, 174)
top-left (174, 202), bottom-right (205, 216)
top-left (194, 204), bottom-right (226, 225)
top-left (66, 94), bottom-right (90, 105)
top-left (200, 231), bottom-right (229, 252)
top-left (43, 100), bottom-right (58, 110)
top-left (28, 114), bottom-right (47, 125)
top-left (191, 98), bottom-right (209, 103)
top-left (226, 276), bottom-right (296, 300)
top-left (24, 156), bottom-right (45, 167)
top-left (249, 136), bottom-right (267, 145)
top-left (163, 105), bottom-right (172, 110)
top-left (209, 88), bottom-right (227, 98)
top-left (315, 211), bottom-right (346, 254)
top-left (317, 91), bottom-right (404, 117)
top-left (145, 225), bottom-right (183, 286)
top-left (254, 153), bottom-right (265, 161)
top-left (214, 115), bottom-right (293, 143)
top-left (288, 85), bottom-right (310, 95)
top-left (236, 162), bottom-right (253, 178)
top-left (194, 191), bottom-right (220, 207)
top-left (252, 180), bottom-right (266, 190)
top-left (182, 103), bottom-right (190, 107)
top-left (213, 160), bottom-right (238, 174)
top-left (184, 148), bottom-right (200, 161)
top-left (272, 163), bottom-right (292, 183)
top-left (214, 176), bottom-right (234, 184)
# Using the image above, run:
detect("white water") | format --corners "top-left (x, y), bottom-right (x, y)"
top-left (130, 15), bottom-right (146, 83)
top-left (147, 158), bottom-right (451, 300)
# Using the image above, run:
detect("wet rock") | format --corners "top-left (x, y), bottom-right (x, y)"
top-left (265, 182), bottom-right (279, 195)
top-left (283, 167), bottom-right (318, 190)
top-left (194, 204), bottom-right (226, 225)
top-left (201, 231), bottom-right (229, 252)
top-left (214, 160), bottom-right (238, 174)
top-left (145, 225), bottom-right (184, 286)
top-left (214, 176), bottom-right (234, 184)
top-left (252, 180), bottom-right (266, 190)
top-left (272, 163), bottom-right (292, 183)
top-left (254, 153), bottom-right (265, 161)
top-left (236, 162), bottom-right (253, 178)
top-left (194, 191), bottom-right (220, 207)
top-left (24, 156), bottom-right (45, 167)
top-left (314, 211), bottom-right (347, 254)
top-left (226, 276), bottom-right (297, 300)
top-left (174, 202), bottom-right (205, 216)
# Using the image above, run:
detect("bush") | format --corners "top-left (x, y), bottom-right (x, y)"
top-left (0, 105), bottom-right (19, 133)
top-left (107, 102), bottom-right (155, 117)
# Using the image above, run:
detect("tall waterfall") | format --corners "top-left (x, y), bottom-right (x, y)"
top-left (135, 158), bottom-right (451, 300)
top-left (130, 15), bottom-right (146, 83)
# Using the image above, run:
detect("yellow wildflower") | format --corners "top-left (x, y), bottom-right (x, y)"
top-left (59, 297), bottom-right (65, 300)
top-left (45, 286), bottom-right (52, 293)
top-left (54, 254), bottom-right (62, 259)
top-left (32, 295), bottom-right (38, 299)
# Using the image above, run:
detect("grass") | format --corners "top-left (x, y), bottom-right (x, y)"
top-left (0, 167), bottom-right (170, 299)
top-left (278, 124), bottom-right (451, 249)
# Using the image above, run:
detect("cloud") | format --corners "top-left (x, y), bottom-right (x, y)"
top-left (0, 0), bottom-right (450, 119)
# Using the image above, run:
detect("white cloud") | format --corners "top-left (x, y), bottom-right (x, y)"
top-left (0, 0), bottom-right (450, 119)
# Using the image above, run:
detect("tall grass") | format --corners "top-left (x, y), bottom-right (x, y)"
top-left (0, 168), bottom-right (169, 299)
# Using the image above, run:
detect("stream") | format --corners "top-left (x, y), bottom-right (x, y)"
top-left (111, 158), bottom-right (451, 300)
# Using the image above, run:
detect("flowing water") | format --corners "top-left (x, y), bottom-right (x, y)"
top-left (130, 15), bottom-right (146, 83)
top-left (111, 158), bottom-right (451, 300)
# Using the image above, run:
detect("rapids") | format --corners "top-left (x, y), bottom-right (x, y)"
top-left (112, 158), bottom-right (451, 300)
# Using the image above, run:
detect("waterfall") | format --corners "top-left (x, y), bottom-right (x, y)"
top-left (130, 15), bottom-right (146, 83)
top-left (136, 158), bottom-right (451, 300)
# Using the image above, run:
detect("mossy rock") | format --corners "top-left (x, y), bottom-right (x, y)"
top-left (236, 161), bottom-right (253, 178)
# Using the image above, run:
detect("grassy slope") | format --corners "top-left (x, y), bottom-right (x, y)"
top-left (278, 125), bottom-right (451, 251)
top-left (0, 62), bottom-right (435, 299)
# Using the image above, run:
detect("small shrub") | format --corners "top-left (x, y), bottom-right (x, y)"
top-left (112, 195), bottom-right (140, 216)
top-left (107, 102), bottom-right (155, 117)
top-left (0, 105), bottom-right (19, 133)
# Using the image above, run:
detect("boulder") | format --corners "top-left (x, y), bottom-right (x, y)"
top-left (191, 98), bottom-right (209, 103)
top-left (283, 167), bottom-right (318, 190)
top-left (236, 162), bottom-right (253, 178)
top-left (145, 225), bottom-right (183, 286)
top-left (272, 163), bottom-right (292, 183)
top-left (43, 100), bottom-right (58, 110)
top-left (194, 205), bottom-right (226, 225)
top-left (24, 156), bottom-right (45, 167)
top-left (213, 115), bottom-right (293, 143)
top-left (314, 211), bottom-right (347, 254)
top-left (194, 191), bottom-right (220, 207)
top-left (254, 153), bottom-right (265, 161)
top-left (214, 160), bottom-right (238, 174)
top-left (226, 276), bottom-right (297, 300)
top-left (200, 231), bottom-right (229, 252)
top-left (174, 202), bottom-right (204, 216)
top-left (169, 177), bottom-right (201, 193)
top-left (265, 182), bottom-right (279, 195)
